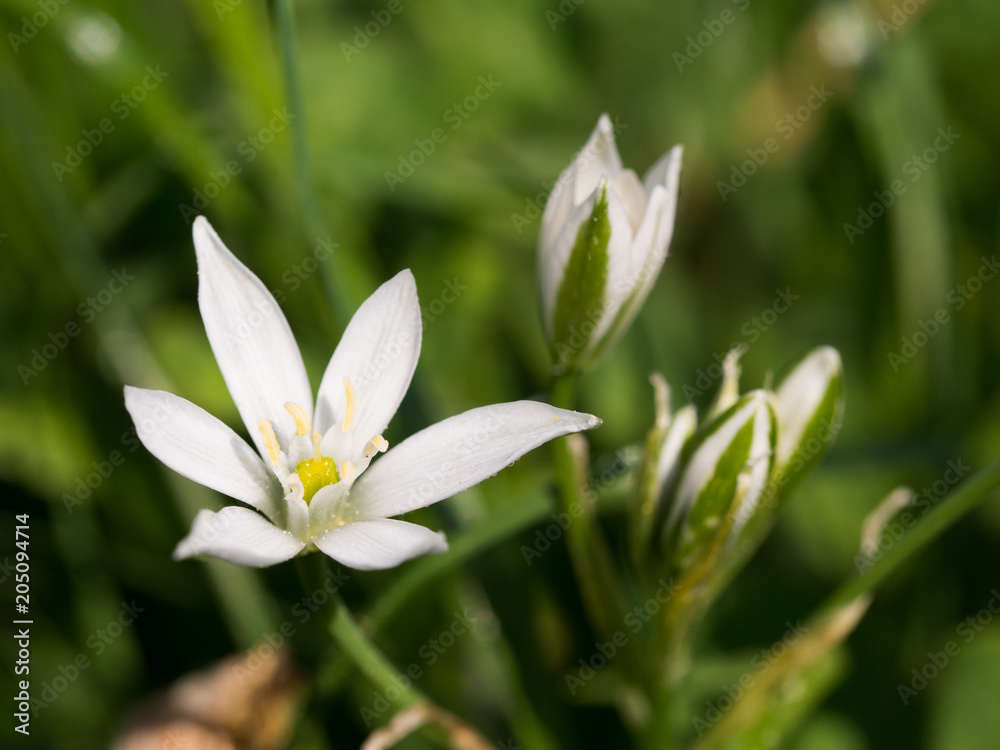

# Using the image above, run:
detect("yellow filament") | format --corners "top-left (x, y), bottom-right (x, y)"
top-left (284, 402), bottom-right (311, 436)
top-left (363, 434), bottom-right (388, 459)
top-left (258, 420), bottom-right (280, 465)
top-left (343, 378), bottom-right (356, 432)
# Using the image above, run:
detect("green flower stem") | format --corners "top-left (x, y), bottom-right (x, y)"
top-left (324, 586), bottom-right (501, 750)
top-left (643, 426), bottom-right (772, 747)
top-left (550, 370), bottom-right (578, 413)
top-left (642, 693), bottom-right (676, 750)
top-left (640, 527), bottom-right (735, 750)
top-left (551, 373), bottom-right (633, 673)
top-left (297, 560), bottom-right (498, 746)
top-left (328, 593), bottom-right (424, 712)
top-left (291, 555), bottom-right (421, 710)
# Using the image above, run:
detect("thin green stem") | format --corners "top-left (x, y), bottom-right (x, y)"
top-left (551, 370), bottom-right (578, 412)
top-left (293, 553), bottom-right (422, 712)
top-left (295, 554), bottom-right (423, 709)
top-left (551, 373), bottom-right (635, 678)
top-left (642, 693), bottom-right (676, 750)
top-left (296, 554), bottom-right (424, 712)
top-left (309, 565), bottom-right (502, 744)
top-left (293, 555), bottom-right (318, 598)
top-left (639, 524), bottom-right (738, 750)
top-left (328, 593), bottom-right (424, 710)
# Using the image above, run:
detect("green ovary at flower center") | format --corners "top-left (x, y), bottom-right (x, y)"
top-left (296, 454), bottom-right (340, 504)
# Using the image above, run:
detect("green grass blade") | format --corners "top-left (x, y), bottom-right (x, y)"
top-left (823, 458), bottom-right (1000, 612)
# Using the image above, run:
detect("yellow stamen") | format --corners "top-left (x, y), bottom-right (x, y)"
top-left (312, 431), bottom-right (323, 461)
top-left (284, 402), bottom-right (311, 436)
top-left (363, 434), bottom-right (388, 459)
top-left (343, 378), bottom-right (356, 432)
top-left (258, 419), bottom-right (280, 465)
top-left (340, 459), bottom-right (355, 483)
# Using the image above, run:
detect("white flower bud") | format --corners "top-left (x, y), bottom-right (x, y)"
top-left (539, 114), bottom-right (682, 371)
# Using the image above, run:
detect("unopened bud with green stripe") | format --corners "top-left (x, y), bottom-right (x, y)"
top-left (538, 113), bottom-right (682, 371)
top-left (717, 346), bottom-right (844, 573)
top-left (659, 390), bottom-right (776, 575)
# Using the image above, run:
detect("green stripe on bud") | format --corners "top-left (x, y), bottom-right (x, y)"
top-left (714, 347), bottom-right (844, 593)
top-left (550, 184), bottom-right (611, 370)
top-left (660, 391), bottom-right (776, 576)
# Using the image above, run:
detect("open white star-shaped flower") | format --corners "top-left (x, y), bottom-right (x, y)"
top-left (125, 217), bottom-right (601, 570)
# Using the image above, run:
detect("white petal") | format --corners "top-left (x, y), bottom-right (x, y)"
top-left (353, 401), bottom-right (601, 518)
top-left (193, 217), bottom-right (313, 461)
top-left (638, 145), bottom-right (682, 276)
top-left (313, 518), bottom-right (448, 571)
top-left (313, 270), bottom-right (421, 463)
top-left (598, 146), bottom-right (682, 351)
top-left (173, 506), bottom-right (305, 567)
top-left (286, 493), bottom-right (310, 541)
top-left (775, 347), bottom-right (842, 465)
top-left (573, 113), bottom-right (624, 204)
top-left (654, 404), bottom-right (697, 493)
top-left (732, 397), bottom-right (778, 534)
top-left (307, 481), bottom-right (352, 538)
top-left (539, 160), bottom-right (578, 261)
top-left (643, 144), bottom-right (684, 196)
top-left (539, 116), bottom-right (627, 287)
top-left (610, 168), bottom-right (647, 233)
top-left (124, 386), bottom-right (282, 523)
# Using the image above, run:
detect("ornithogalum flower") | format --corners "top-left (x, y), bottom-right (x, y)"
top-left (538, 113), bottom-right (683, 371)
top-left (646, 346), bottom-right (842, 579)
top-left (125, 217), bottom-right (600, 570)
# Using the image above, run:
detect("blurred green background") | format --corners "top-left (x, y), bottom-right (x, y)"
top-left (2, 0), bottom-right (1000, 747)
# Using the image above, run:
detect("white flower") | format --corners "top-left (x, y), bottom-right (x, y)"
top-left (538, 113), bottom-right (683, 369)
top-left (125, 217), bottom-right (601, 570)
